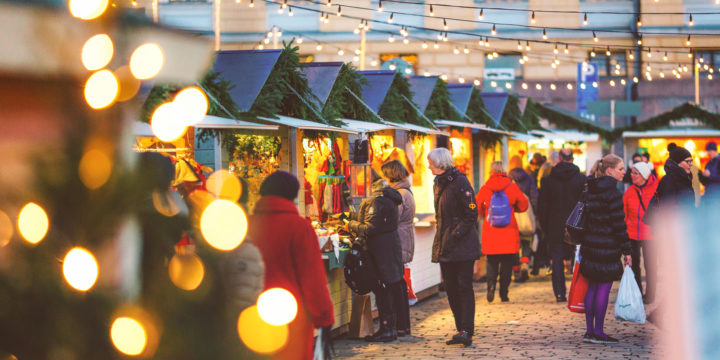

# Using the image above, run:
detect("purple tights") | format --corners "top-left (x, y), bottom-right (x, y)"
top-left (584, 281), bottom-right (613, 337)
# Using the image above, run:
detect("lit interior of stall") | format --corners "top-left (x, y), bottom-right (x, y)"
top-left (638, 138), bottom-right (720, 178)
top-left (527, 138), bottom-right (589, 172)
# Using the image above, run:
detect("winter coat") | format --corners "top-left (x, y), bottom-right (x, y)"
top-left (390, 177), bottom-right (416, 264)
top-left (431, 167), bottom-right (480, 263)
top-left (250, 196), bottom-right (334, 360)
top-left (579, 176), bottom-right (632, 283)
top-left (537, 162), bottom-right (587, 244)
top-left (509, 167), bottom-right (539, 211)
top-left (656, 159), bottom-right (695, 208)
top-left (348, 179), bottom-right (404, 284)
top-left (623, 174), bottom-right (658, 241)
top-left (476, 174), bottom-right (529, 255)
top-left (700, 155), bottom-right (720, 197)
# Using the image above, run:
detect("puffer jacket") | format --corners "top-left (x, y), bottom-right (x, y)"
top-left (348, 179), bottom-right (404, 284)
top-left (390, 177), bottom-right (416, 264)
top-left (623, 174), bottom-right (658, 241)
top-left (476, 173), bottom-right (529, 255)
top-left (431, 167), bottom-right (480, 263)
top-left (579, 176), bottom-right (632, 283)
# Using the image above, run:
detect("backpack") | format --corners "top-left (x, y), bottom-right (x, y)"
top-left (487, 184), bottom-right (512, 227)
top-left (343, 247), bottom-right (378, 295)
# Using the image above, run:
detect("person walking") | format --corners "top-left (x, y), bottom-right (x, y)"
top-left (508, 155), bottom-right (537, 283)
top-left (623, 161), bottom-right (658, 303)
top-left (580, 154), bottom-right (632, 344)
top-left (699, 141), bottom-right (720, 198)
top-left (476, 161), bottom-right (529, 302)
top-left (381, 160), bottom-right (415, 336)
top-left (347, 170), bottom-right (404, 343)
top-left (533, 151), bottom-right (559, 275)
top-left (249, 171), bottom-right (334, 359)
top-left (428, 147), bottom-right (479, 347)
top-left (538, 148), bottom-right (587, 302)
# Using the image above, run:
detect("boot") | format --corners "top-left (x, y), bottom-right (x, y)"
top-left (367, 319), bottom-right (397, 343)
top-left (486, 280), bottom-right (496, 303)
top-left (364, 324), bottom-right (386, 342)
top-left (445, 331), bottom-right (472, 346)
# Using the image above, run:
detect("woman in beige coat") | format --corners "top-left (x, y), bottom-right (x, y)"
top-left (382, 160), bottom-right (415, 336)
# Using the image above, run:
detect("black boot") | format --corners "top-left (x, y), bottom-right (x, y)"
top-left (445, 331), bottom-right (472, 346)
top-left (364, 325), bottom-right (386, 342)
top-left (486, 280), bottom-right (496, 303)
top-left (367, 320), bottom-right (397, 343)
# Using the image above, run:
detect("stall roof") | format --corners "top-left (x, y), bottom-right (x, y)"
top-left (341, 119), bottom-right (402, 133)
top-left (510, 132), bottom-right (539, 142)
top-left (395, 122), bottom-right (450, 136)
top-left (531, 130), bottom-right (599, 142)
top-left (213, 49), bottom-right (282, 112)
top-left (435, 120), bottom-right (513, 135)
top-left (447, 84), bottom-right (473, 116)
top-left (194, 115), bottom-right (279, 130)
top-left (408, 76), bottom-right (439, 113)
top-left (358, 70), bottom-right (396, 113)
top-left (622, 128), bottom-right (720, 138)
top-left (480, 93), bottom-right (509, 126)
top-left (299, 62), bottom-right (343, 108)
top-left (258, 115), bottom-right (358, 134)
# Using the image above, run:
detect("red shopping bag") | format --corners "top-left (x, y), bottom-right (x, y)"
top-left (567, 262), bottom-right (589, 313)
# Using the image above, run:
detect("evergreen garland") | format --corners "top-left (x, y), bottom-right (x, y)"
top-left (500, 94), bottom-right (526, 132)
top-left (424, 78), bottom-right (461, 122)
top-left (521, 98), bottom-right (545, 131)
top-left (466, 88), bottom-right (503, 148)
top-left (322, 63), bottom-right (376, 123)
top-left (378, 72), bottom-right (417, 125)
top-left (534, 102), bottom-right (613, 140)
top-left (609, 102), bottom-right (720, 141)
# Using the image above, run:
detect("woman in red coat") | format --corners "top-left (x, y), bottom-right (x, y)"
top-left (623, 161), bottom-right (658, 303)
top-left (249, 171), bottom-right (334, 359)
top-left (475, 161), bottom-right (529, 302)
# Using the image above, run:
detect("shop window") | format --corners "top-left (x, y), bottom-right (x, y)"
top-left (588, 51), bottom-right (627, 77)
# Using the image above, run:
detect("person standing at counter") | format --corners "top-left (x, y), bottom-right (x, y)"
top-left (250, 171), bottom-right (334, 359)
top-left (428, 148), bottom-right (479, 347)
top-left (382, 160), bottom-right (415, 336)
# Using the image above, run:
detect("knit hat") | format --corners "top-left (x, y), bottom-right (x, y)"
top-left (632, 162), bottom-right (653, 180)
top-left (707, 141), bottom-right (718, 152)
top-left (259, 171), bottom-right (300, 201)
top-left (668, 143), bottom-right (692, 164)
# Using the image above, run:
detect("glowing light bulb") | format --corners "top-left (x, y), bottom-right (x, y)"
top-left (174, 86), bottom-right (208, 126)
top-left (237, 306), bottom-right (289, 354)
top-left (151, 102), bottom-right (187, 142)
top-left (84, 69), bottom-right (119, 110)
top-left (531, 11), bottom-right (536, 24)
top-left (583, 13), bottom-right (588, 26)
top-left (478, 8), bottom-right (484, 20)
top-left (257, 288), bottom-right (298, 326)
top-left (111, 317), bottom-right (147, 356)
top-left (200, 199), bottom-right (248, 251)
top-left (69, 0), bottom-right (109, 20)
top-left (522, 83), bottom-right (528, 89)
top-left (63, 247), bottom-right (99, 291)
top-left (567, 83), bottom-right (573, 90)
top-left (82, 34), bottom-right (114, 71)
top-left (129, 43), bottom-right (164, 80)
top-left (79, 148), bottom-right (112, 190)
top-left (18, 202), bottom-right (49, 244)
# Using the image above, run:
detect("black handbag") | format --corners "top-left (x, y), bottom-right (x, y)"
top-left (343, 246), bottom-right (378, 295)
top-left (564, 186), bottom-right (588, 245)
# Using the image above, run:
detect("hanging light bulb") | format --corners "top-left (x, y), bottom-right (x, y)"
top-left (709, 74), bottom-right (714, 80)
top-left (565, 44), bottom-right (569, 54)
top-left (536, 83), bottom-right (542, 90)
top-left (590, 48), bottom-right (596, 57)
top-left (327, 0), bottom-right (332, 6)
top-left (463, 46), bottom-right (470, 54)
top-left (517, 41), bottom-right (523, 50)
top-left (437, 31), bottom-right (443, 41)
top-left (664, 52), bottom-right (668, 61)
top-left (567, 83), bottom-right (574, 90)
top-left (281, 0), bottom-right (287, 9)
top-left (388, 34), bottom-right (395, 43)
top-left (531, 11), bottom-right (536, 24)
top-left (525, 41), bottom-right (531, 51)
top-left (442, 32), bottom-right (448, 42)
top-left (337, 49), bottom-right (344, 55)
top-left (429, 4), bottom-right (434, 16)
top-left (478, 8), bottom-right (484, 20)
top-left (629, 51), bottom-right (635, 60)
top-left (377, 0), bottom-right (383, 12)
top-left (646, 65), bottom-right (652, 71)
top-left (633, 76), bottom-right (639, 83)
top-left (492, 51), bottom-right (499, 58)
top-left (610, 79), bottom-right (616, 86)
top-left (636, 15), bottom-right (642, 27)
top-left (686, 34), bottom-right (692, 46)
top-left (606, 47), bottom-right (611, 56)
top-left (297, 36), bottom-right (303, 44)
top-left (519, 58), bottom-right (525, 64)
top-left (583, 13), bottom-right (588, 26)
top-left (637, 34), bottom-right (643, 45)
top-left (491, 24), bottom-right (497, 35)
top-left (388, 12), bottom-right (394, 23)
top-left (249, 0), bottom-right (254, 8)
top-left (458, 76), bottom-right (465, 83)
top-left (689, 14), bottom-right (694, 26)
top-left (403, 37), bottom-right (409, 44)
top-left (543, 28), bottom-right (548, 40)
top-left (258, 42), bottom-right (264, 50)
top-left (433, 41), bottom-right (439, 49)
top-left (688, 49), bottom-right (694, 58)
top-left (550, 83), bottom-right (557, 90)
top-left (554, 43), bottom-right (559, 54)
top-left (474, 79), bottom-right (481, 86)
top-left (353, 28), bottom-right (360, 34)
top-left (551, 62), bottom-right (557, 69)
top-left (485, 37), bottom-right (491, 47)
top-left (522, 82), bottom-right (528, 89)
top-left (443, 18), bottom-right (448, 30)
top-left (647, 48), bottom-right (652, 58)
top-left (593, 31), bottom-right (598, 42)
top-left (620, 78), bottom-right (626, 85)
top-left (660, 72), bottom-right (665, 78)
top-left (336, 5), bottom-right (341, 16)
top-left (288, 6), bottom-right (293, 16)
top-left (316, 44), bottom-right (323, 50)
top-left (422, 41), bottom-right (428, 49)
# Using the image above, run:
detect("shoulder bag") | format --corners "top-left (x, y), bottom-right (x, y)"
top-left (564, 185), bottom-right (588, 245)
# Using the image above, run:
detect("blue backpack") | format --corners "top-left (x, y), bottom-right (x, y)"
top-left (487, 185), bottom-right (512, 227)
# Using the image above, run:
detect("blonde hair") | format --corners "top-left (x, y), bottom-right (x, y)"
top-left (428, 147), bottom-right (454, 170)
top-left (590, 154), bottom-right (623, 178)
top-left (490, 161), bottom-right (505, 175)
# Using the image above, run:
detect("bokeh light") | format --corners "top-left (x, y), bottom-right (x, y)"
top-left (84, 69), bottom-right (119, 109)
top-left (173, 87), bottom-right (208, 126)
top-left (206, 170), bottom-right (242, 201)
top-left (237, 305), bottom-right (289, 354)
top-left (151, 102), bottom-right (187, 142)
top-left (17, 202), bottom-right (49, 244)
top-left (257, 288), bottom-right (298, 326)
top-left (115, 66), bottom-right (141, 102)
top-left (129, 43), bottom-right (164, 80)
top-left (200, 199), bottom-right (247, 251)
top-left (62, 247), bottom-right (99, 291)
top-left (79, 148), bottom-right (112, 190)
top-left (168, 247), bottom-right (205, 291)
top-left (152, 190), bottom-right (182, 217)
top-left (110, 317), bottom-right (147, 356)
top-left (69, 0), bottom-right (109, 20)
top-left (81, 34), bottom-right (114, 71)
top-left (0, 210), bottom-right (12, 247)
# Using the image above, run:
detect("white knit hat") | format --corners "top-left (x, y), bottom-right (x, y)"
top-left (632, 161), bottom-right (652, 180)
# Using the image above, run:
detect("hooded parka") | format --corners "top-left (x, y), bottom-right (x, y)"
top-left (476, 173), bottom-right (529, 255)
top-left (538, 161), bottom-right (587, 243)
top-left (509, 168), bottom-right (538, 211)
top-left (431, 167), bottom-right (480, 263)
top-left (390, 177), bottom-right (416, 264)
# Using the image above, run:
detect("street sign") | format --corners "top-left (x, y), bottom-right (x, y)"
top-left (577, 62), bottom-right (598, 121)
top-left (587, 100), bottom-right (642, 117)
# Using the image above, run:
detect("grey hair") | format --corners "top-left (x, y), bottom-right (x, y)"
top-left (548, 151), bottom-right (560, 165)
top-left (490, 161), bottom-right (505, 174)
top-left (428, 147), bottom-right (454, 170)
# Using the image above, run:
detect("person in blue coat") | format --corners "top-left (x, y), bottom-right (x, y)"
top-left (700, 141), bottom-right (720, 199)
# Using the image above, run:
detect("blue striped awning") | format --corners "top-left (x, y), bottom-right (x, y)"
top-left (213, 49), bottom-right (282, 112)
top-left (357, 70), bottom-right (396, 113)
top-left (408, 76), bottom-right (439, 114)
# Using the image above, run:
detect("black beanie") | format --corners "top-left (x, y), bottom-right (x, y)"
top-left (668, 143), bottom-right (692, 164)
top-left (260, 171), bottom-right (300, 201)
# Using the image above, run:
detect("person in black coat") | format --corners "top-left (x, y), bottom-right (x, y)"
top-left (428, 147), bottom-right (479, 347)
top-left (658, 143), bottom-right (696, 206)
top-left (347, 171), bottom-right (404, 343)
top-left (509, 155), bottom-right (538, 283)
top-left (580, 154), bottom-right (632, 345)
top-left (537, 148), bottom-right (586, 302)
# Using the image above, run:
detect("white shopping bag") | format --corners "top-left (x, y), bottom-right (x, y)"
top-left (614, 265), bottom-right (646, 323)
top-left (313, 327), bottom-right (323, 360)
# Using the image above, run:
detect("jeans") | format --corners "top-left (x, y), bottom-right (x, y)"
top-left (630, 240), bottom-right (656, 301)
top-left (550, 242), bottom-right (573, 297)
top-left (440, 261), bottom-right (475, 335)
top-left (486, 254), bottom-right (517, 299)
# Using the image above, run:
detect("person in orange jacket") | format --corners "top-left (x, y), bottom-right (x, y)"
top-left (250, 171), bottom-right (334, 359)
top-left (475, 161), bottom-right (529, 303)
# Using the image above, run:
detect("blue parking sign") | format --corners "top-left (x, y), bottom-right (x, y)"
top-left (577, 63), bottom-right (598, 121)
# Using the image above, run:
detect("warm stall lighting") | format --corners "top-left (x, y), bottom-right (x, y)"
top-left (129, 43), bottom-right (164, 80)
top-left (62, 247), bottom-right (99, 291)
top-left (0, 211), bottom-right (12, 247)
top-left (79, 148), bottom-right (112, 190)
top-left (111, 317), bottom-right (147, 356)
top-left (174, 86), bottom-right (208, 126)
top-left (84, 70), bottom-right (119, 109)
top-left (200, 199), bottom-right (248, 251)
top-left (150, 102), bottom-right (187, 142)
top-left (237, 306), bottom-right (289, 354)
top-left (257, 288), bottom-right (298, 326)
top-left (18, 202), bottom-right (49, 244)
top-left (206, 170), bottom-right (242, 201)
top-left (82, 34), bottom-right (114, 71)
top-left (69, 0), bottom-right (109, 20)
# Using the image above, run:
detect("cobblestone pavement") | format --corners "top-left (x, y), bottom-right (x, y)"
top-left (333, 274), bottom-right (660, 359)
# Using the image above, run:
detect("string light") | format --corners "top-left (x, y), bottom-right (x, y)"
top-left (288, 6), bottom-right (293, 16)
top-left (553, 43), bottom-right (558, 54)
top-left (422, 41), bottom-right (428, 49)
top-left (443, 18), bottom-right (448, 30)
top-left (522, 83), bottom-right (528, 89)
top-left (429, 4), bottom-right (434, 16)
top-left (388, 12), bottom-right (394, 23)
top-left (633, 76), bottom-right (639, 83)
top-left (689, 14), bottom-right (694, 26)
top-left (485, 37), bottom-right (490, 47)
top-left (297, 36), bottom-right (303, 44)
top-left (621, 78), bottom-right (626, 85)
top-left (403, 37), bottom-right (409, 44)
top-left (689, 49), bottom-right (693, 58)
top-left (550, 83), bottom-right (557, 90)
top-left (536, 83), bottom-right (542, 90)
top-left (593, 31), bottom-right (598, 42)
top-left (686, 34), bottom-right (692, 46)
top-left (327, 0), bottom-right (332, 6)
top-left (505, 82), bottom-right (512, 89)
top-left (491, 24), bottom-right (497, 35)
top-left (564, 44), bottom-right (569, 54)
top-left (660, 72), bottom-right (665, 78)
top-left (567, 83), bottom-right (573, 90)
top-left (249, 0), bottom-right (254, 7)
top-left (526, 41), bottom-right (531, 51)
top-left (543, 28), bottom-right (548, 40)
top-left (664, 52), bottom-right (668, 61)
top-left (517, 41), bottom-right (523, 50)
top-left (531, 11), bottom-right (536, 24)
top-left (388, 34), bottom-right (395, 43)
top-left (336, 5), bottom-right (341, 16)
top-left (590, 48), bottom-right (596, 57)
top-left (474, 79), bottom-right (481, 86)
top-left (463, 46), bottom-right (470, 54)
top-left (281, 0), bottom-right (287, 9)
top-left (606, 47), bottom-right (611, 56)
top-left (629, 51), bottom-right (635, 60)
top-left (378, 0), bottom-right (383, 12)
top-left (433, 41), bottom-right (439, 49)
top-left (337, 49), bottom-right (344, 55)
top-left (478, 8), bottom-right (484, 20)
top-left (583, 13), bottom-right (588, 26)
top-left (647, 48), bottom-right (652, 58)
top-left (316, 44), bottom-right (323, 50)
top-left (636, 15), bottom-right (642, 27)
top-left (637, 34), bottom-right (643, 45)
